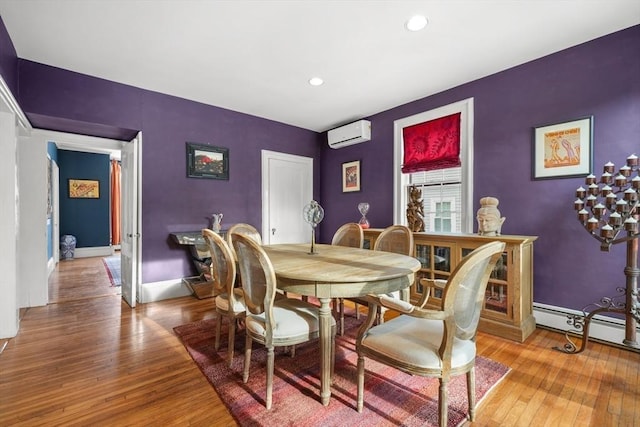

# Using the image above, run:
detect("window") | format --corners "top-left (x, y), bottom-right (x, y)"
top-left (393, 98), bottom-right (474, 233)
top-left (434, 199), bottom-right (454, 232)
top-left (413, 168), bottom-right (461, 232)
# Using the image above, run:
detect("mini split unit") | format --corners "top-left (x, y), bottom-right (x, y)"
top-left (327, 120), bottom-right (371, 149)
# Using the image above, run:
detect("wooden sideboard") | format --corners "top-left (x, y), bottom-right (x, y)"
top-left (363, 229), bottom-right (538, 342)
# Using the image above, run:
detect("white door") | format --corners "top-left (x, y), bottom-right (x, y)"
top-left (120, 132), bottom-right (142, 308)
top-left (261, 150), bottom-right (313, 244)
top-left (52, 160), bottom-right (60, 263)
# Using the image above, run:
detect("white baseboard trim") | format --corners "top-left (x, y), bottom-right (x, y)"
top-left (139, 279), bottom-right (192, 304)
top-left (534, 302), bottom-right (639, 347)
top-left (72, 246), bottom-right (113, 258)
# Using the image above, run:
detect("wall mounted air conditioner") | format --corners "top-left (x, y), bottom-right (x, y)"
top-left (327, 120), bottom-right (371, 149)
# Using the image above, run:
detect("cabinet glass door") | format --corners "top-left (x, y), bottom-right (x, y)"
top-left (434, 246), bottom-right (451, 272)
top-left (461, 248), bottom-right (510, 317)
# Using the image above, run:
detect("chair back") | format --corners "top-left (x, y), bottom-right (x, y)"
top-left (226, 223), bottom-right (262, 261)
top-left (331, 222), bottom-right (364, 248)
top-left (373, 225), bottom-right (414, 256)
top-left (440, 241), bottom-right (505, 340)
top-left (201, 228), bottom-right (237, 298)
top-left (231, 233), bottom-right (277, 329)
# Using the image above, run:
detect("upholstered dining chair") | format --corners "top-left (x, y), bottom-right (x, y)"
top-left (330, 223), bottom-right (364, 335)
top-left (331, 222), bottom-right (364, 248)
top-left (231, 233), bottom-right (336, 410)
top-left (356, 241), bottom-right (506, 427)
top-left (225, 223), bottom-right (262, 261)
top-left (347, 224), bottom-right (414, 324)
top-left (201, 229), bottom-right (246, 368)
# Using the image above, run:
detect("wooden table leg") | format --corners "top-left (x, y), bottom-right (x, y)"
top-left (318, 297), bottom-right (332, 406)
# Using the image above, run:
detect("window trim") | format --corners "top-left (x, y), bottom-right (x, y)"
top-left (393, 98), bottom-right (474, 232)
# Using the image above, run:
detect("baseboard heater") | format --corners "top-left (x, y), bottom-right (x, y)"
top-left (534, 302), bottom-right (639, 348)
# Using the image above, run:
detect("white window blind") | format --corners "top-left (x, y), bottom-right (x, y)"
top-left (408, 167), bottom-right (462, 232)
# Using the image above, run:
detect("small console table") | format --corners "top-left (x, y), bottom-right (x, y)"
top-left (170, 230), bottom-right (227, 299)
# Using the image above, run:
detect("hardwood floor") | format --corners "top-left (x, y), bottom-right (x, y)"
top-left (48, 256), bottom-right (121, 303)
top-left (1, 257), bottom-right (638, 426)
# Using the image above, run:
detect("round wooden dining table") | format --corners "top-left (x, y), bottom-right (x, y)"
top-left (262, 243), bottom-right (421, 406)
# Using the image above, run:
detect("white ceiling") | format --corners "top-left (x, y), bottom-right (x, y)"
top-left (0, 0), bottom-right (638, 133)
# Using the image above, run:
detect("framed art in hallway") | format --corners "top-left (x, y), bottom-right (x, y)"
top-left (186, 142), bottom-right (229, 180)
top-left (532, 116), bottom-right (593, 180)
top-left (68, 179), bottom-right (99, 198)
top-left (342, 160), bottom-right (361, 192)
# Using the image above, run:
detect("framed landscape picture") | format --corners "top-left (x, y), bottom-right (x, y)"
top-left (186, 142), bottom-right (229, 180)
top-left (532, 116), bottom-right (593, 180)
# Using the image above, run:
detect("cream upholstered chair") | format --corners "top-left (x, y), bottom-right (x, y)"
top-left (356, 241), bottom-right (506, 427)
top-left (331, 222), bottom-right (364, 248)
top-left (201, 229), bottom-right (246, 368)
top-left (226, 222), bottom-right (293, 300)
top-left (231, 233), bottom-right (336, 410)
top-left (226, 223), bottom-right (262, 261)
top-left (348, 225), bottom-right (414, 323)
top-left (225, 222), bottom-right (263, 290)
top-left (330, 223), bottom-right (364, 335)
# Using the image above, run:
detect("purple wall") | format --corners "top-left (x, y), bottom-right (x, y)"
top-left (2, 19), bottom-right (638, 313)
top-left (319, 25), bottom-right (640, 313)
top-left (0, 16), bottom-right (18, 99)
top-left (16, 61), bottom-right (322, 283)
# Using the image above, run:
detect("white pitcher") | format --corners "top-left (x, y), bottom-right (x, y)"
top-left (211, 213), bottom-right (223, 233)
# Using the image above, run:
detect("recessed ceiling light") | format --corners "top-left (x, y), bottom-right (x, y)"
top-left (405, 15), bottom-right (428, 32)
top-left (309, 77), bottom-right (324, 86)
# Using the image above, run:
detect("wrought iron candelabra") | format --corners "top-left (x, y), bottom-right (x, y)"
top-left (555, 154), bottom-right (640, 354)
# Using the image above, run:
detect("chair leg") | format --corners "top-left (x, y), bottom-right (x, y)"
top-left (227, 316), bottom-right (236, 368)
top-left (214, 314), bottom-right (222, 350)
top-left (243, 334), bottom-right (252, 383)
top-left (438, 377), bottom-right (449, 427)
top-left (355, 302), bottom-right (360, 319)
top-left (266, 346), bottom-right (275, 410)
top-left (356, 353), bottom-right (365, 412)
top-left (340, 299), bottom-right (345, 335)
top-left (467, 367), bottom-right (476, 421)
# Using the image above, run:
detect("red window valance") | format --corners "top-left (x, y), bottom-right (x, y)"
top-left (401, 112), bottom-right (461, 173)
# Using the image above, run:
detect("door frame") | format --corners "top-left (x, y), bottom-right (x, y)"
top-left (33, 129), bottom-right (141, 305)
top-left (261, 150), bottom-right (313, 244)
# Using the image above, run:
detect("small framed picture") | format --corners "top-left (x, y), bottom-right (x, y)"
top-left (69, 179), bottom-right (99, 198)
top-left (186, 142), bottom-right (229, 180)
top-left (532, 116), bottom-right (593, 180)
top-left (342, 160), bottom-right (361, 192)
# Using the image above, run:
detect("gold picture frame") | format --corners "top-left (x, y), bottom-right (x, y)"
top-left (342, 160), bottom-right (361, 192)
top-left (69, 179), bottom-right (100, 198)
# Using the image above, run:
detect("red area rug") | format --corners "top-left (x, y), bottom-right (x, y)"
top-left (174, 311), bottom-right (509, 427)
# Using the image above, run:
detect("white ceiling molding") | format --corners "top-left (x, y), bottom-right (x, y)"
top-left (0, 74), bottom-right (31, 130)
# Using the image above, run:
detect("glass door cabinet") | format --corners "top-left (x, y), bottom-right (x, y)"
top-left (364, 230), bottom-right (537, 342)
